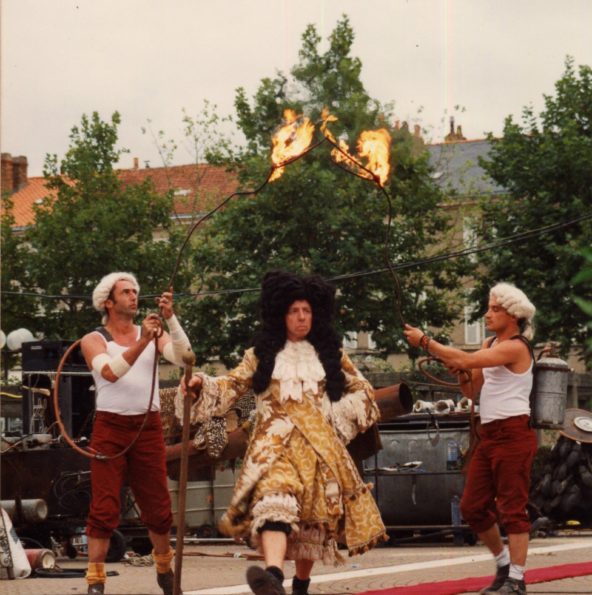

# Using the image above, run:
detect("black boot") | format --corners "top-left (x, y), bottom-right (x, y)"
top-left (480, 564), bottom-right (510, 594)
top-left (87, 584), bottom-right (105, 595)
top-left (157, 569), bottom-right (179, 595)
top-left (489, 577), bottom-right (527, 595)
top-left (292, 575), bottom-right (311, 595)
top-left (246, 565), bottom-right (286, 595)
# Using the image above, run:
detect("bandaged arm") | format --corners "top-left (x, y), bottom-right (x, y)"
top-left (162, 314), bottom-right (192, 366)
top-left (92, 352), bottom-right (131, 379)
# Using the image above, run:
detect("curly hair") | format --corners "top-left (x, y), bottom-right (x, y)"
top-left (252, 270), bottom-right (345, 401)
top-left (490, 282), bottom-right (536, 340)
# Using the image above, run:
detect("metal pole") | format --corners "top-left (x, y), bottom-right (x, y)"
top-left (173, 349), bottom-right (196, 595)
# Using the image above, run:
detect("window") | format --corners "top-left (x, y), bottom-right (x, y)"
top-left (343, 332), bottom-right (358, 350)
top-left (464, 306), bottom-right (484, 345)
top-left (463, 217), bottom-right (478, 263)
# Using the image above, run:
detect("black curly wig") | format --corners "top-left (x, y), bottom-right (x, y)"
top-left (251, 270), bottom-right (345, 402)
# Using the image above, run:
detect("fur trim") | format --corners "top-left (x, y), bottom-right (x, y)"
top-left (286, 523), bottom-right (345, 566)
top-left (272, 340), bottom-right (326, 403)
top-left (250, 492), bottom-right (300, 537)
top-left (331, 391), bottom-right (370, 444)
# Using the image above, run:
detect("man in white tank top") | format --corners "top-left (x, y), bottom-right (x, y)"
top-left (405, 283), bottom-right (536, 595)
top-left (80, 272), bottom-right (191, 595)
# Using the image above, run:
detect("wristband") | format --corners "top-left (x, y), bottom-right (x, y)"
top-left (419, 333), bottom-right (433, 354)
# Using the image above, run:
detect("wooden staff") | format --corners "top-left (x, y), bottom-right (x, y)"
top-left (173, 349), bottom-right (196, 595)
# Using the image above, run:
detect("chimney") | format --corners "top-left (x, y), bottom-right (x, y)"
top-left (12, 156), bottom-right (28, 191)
top-left (133, 157), bottom-right (139, 170)
top-left (1, 153), bottom-right (28, 194)
top-left (445, 117), bottom-right (466, 142)
top-left (414, 124), bottom-right (422, 138)
top-left (1, 153), bottom-right (14, 194)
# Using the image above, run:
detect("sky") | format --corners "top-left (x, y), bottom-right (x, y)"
top-left (2, 0), bottom-right (591, 177)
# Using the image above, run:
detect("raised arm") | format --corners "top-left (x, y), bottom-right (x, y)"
top-left (154, 290), bottom-right (192, 365)
top-left (81, 314), bottom-right (160, 383)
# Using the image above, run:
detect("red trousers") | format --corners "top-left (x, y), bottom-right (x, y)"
top-left (86, 411), bottom-right (173, 539)
top-left (460, 415), bottom-right (537, 535)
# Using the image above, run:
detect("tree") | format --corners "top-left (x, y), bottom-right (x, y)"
top-left (18, 112), bottom-right (188, 340)
top-left (472, 58), bottom-right (592, 364)
top-left (0, 197), bottom-right (38, 341)
top-left (181, 16), bottom-right (468, 367)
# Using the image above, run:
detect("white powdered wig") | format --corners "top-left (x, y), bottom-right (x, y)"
top-left (92, 272), bottom-right (139, 324)
top-left (490, 282), bottom-right (536, 340)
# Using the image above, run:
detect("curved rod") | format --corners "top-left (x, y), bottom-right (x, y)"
top-left (323, 135), bottom-right (405, 328)
top-left (52, 338), bottom-right (160, 460)
top-left (168, 137), bottom-right (328, 288)
top-left (417, 356), bottom-right (469, 389)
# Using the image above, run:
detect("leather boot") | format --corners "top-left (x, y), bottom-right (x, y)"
top-left (246, 565), bottom-right (286, 595)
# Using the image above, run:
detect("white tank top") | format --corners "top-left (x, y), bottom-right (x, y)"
top-left (479, 352), bottom-right (533, 424)
top-left (91, 327), bottom-right (160, 415)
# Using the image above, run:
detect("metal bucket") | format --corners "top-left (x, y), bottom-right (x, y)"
top-left (533, 355), bottom-right (569, 429)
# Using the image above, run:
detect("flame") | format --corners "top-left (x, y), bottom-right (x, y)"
top-left (269, 109), bottom-right (315, 182)
top-left (321, 108), bottom-right (392, 187)
top-left (357, 129), bottom-right (391, 187)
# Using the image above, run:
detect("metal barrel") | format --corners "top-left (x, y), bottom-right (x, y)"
top-left (374, 382), bottom-right (414, 422)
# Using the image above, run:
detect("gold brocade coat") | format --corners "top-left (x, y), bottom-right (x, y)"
top-left (175, 345), bottom-right (387, 559)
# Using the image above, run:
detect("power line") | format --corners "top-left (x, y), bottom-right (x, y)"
top-left (3, 212), bottom-right (591, 302)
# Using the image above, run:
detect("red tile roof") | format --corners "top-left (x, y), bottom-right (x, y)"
top-left (2, 177), bottom-right (56, 229)
top-left (3, 163), bottom-right (238, 229)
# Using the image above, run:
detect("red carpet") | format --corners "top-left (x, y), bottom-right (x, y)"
top-left (357, 561), bottom-right (592, 595)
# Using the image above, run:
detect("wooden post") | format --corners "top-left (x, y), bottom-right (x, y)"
top-left (173, 349), bottom-right (196, 595)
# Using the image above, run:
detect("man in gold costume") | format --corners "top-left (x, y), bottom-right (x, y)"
top-left (178, 271), bottom-right (386, 595)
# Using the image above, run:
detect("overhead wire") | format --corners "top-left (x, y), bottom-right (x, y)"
top-left (4, 211), bottom-right (590, 301)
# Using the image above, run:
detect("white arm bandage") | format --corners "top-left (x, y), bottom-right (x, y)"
top-left (162, 314), bottom-right (192, 366)
top-left (91, 353), bottom-right (131, 379)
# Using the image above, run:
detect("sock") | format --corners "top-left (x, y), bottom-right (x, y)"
top-left (266, 565), bottom-right (284, 584)
top-left (153, 548), bottom-right (174, 574)
top-left (494, 546), bottom-right (510, 568)
top-left (509, 563), bottom-right (525, 581)
top-left (86, 562), bottom-right (106, 585)
top-left (293, 575), bottom-right (311, 592)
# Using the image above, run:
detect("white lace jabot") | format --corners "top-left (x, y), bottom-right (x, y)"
top-left (271, 340), bottom-right (326, 403)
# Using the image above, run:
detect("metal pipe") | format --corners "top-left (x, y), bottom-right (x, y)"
top-left (0, 499), bottom-right (48, 524)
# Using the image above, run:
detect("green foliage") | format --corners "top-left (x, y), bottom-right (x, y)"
top-left (0, 196), bottom-right (38, 357)
top-left (573, 247), bottom-right (592, 356)
top-left (472, 57), bottom-right (592, 364)
top-left (15, 112), bottom-right (189, 340)
top-left (182, 16), bottom-right (468, 367)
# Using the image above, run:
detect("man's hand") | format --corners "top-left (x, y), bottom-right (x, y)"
top-left (403, 323), bottom-right (424, 348)
top-left (141, 313), bottom-right (162, 340)
top-left (156, 290), bottom-right (174, 320)
top-left (181, 374), bottom-right (203, 400)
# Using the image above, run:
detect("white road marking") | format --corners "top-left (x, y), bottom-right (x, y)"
top-left (185, 539), bottom-right (592, 594)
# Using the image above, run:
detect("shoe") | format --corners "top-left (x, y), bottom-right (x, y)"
top-left (87, 584), bottom-right (105, 595)
top-left (480, 564), bottom-right (510, 593)
top-left (246, 565), bottom-right (286, 595)
top-left (489, 577), bottom-right (527, 595)
top-left (292, 575), bottom-right (311, 595)
top-left (157, 569), bottom-right (179, 595)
